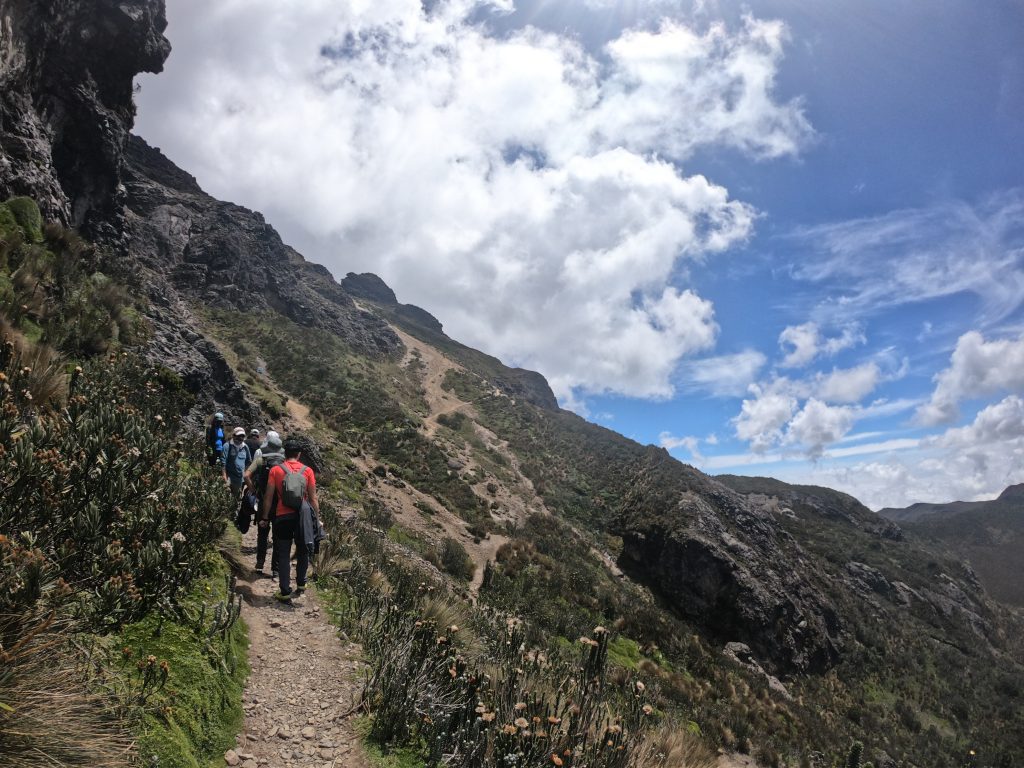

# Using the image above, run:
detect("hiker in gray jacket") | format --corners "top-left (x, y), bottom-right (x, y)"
top-left (245, 430), bottom-right (285, 577)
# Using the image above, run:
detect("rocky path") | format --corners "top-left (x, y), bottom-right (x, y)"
top-left (225, 526), bottom-right (371, 768)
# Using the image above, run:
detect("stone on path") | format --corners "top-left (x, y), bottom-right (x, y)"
top-left (224, 750), bottom-right (241, 766)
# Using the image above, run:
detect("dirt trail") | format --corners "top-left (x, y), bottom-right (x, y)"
top-left (717, 754), bottom-right (761, 767)
top-left (226, 525), bottom-right (371, 768)
top-left (286, 398), bottom-right (314, 432)
top-left (393, 327), bottom-right (472, 438)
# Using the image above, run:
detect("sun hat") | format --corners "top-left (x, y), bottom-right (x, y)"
top-left (233, 427), bottom-right (246, 437)
top-left (214, 412), bottom-right (224, 421)
top-left (249, 427), bottom-right (260, 437)
top-left (264, 430), bottom-right (282, 448)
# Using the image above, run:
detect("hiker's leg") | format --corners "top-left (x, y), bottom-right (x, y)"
top-left (295, 542), bottom-right (309, 589)
top-left (272, 518), bottom-right (293, 595)
top-left (256, 523), bottom-right (270, 570)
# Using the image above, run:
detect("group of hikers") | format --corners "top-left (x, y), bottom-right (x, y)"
top-left (205, 412), bottom-right (324, 605)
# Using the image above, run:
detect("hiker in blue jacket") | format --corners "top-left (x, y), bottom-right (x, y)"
top-left (205, 412), bottom-right (226, 467)
top-left (222, 426), bottom-right (253, 496)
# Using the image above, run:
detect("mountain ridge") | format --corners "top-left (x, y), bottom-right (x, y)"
top-left (880, 485), bottom-right (1024, 608)
top-left (2, 2), bottom-right (1024, 765)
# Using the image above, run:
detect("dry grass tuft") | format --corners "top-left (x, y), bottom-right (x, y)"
top-left (0, 614), bottom-right (132, 768)
top-left (629, 723), bottom-right (717, 768)
top-left (313, 534), bottom-right (355, 580)
top-left (0, 315), bottom-right (67, 406)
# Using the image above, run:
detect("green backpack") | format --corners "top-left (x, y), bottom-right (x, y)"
top-left (280, 463), bottom-right (308, 509)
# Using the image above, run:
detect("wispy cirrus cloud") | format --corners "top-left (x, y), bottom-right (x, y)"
top-left (789, 190), bottom-right (1024, 326)
top-left (677, 349), bottom-right (767, 397)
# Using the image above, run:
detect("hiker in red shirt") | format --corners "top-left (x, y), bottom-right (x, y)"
top-left (260, 437), bottom-right (319, 603)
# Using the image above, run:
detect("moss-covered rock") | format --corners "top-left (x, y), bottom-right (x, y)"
top-left (4, 196), bottom-right (43, 242)
top-left (0, 202), bottom-right (21, 246)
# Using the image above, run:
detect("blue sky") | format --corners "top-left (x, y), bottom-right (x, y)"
top-left (135, 0), bottom-right (1024, 509)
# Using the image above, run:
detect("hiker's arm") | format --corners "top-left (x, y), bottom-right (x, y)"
top-left (261, 480), bottom-right (275, 522)
top-left (243, 457), bottom-right (259, 492)
top-left (308, 473), bottom-right (320, 515)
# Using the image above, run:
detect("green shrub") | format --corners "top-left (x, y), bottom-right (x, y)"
top-left (0, 203), bottom-right (21, 253)
top-left (0, 344), bottom-right (232, 630)
top-left (4, 197), bottom-right (43, 243)
top-left (439, 536), bottom-right (475, 581)
top-left (326, 530), bottom-right (657, 768)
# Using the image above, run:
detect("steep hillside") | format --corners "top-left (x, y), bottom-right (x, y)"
top-left (880, 485), bottom-right (1024, 608)
top-left (2, 2), bottom-right (1024, 767)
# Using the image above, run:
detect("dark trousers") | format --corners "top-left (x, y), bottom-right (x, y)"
top-left (256, 522), bottom-right (272, 570)
top-left (272, 515), bottom-right (308, 596)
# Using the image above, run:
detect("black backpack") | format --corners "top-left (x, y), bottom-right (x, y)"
top-left (257, 452), bottom-right (286, 496)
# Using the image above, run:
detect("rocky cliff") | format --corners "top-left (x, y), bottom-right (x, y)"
top-left (0, 0), bottom-right (169, 237)
top-left (123, 136), bottom-right (405, 420)
top-left (618, 453), bottom-right (842, 673)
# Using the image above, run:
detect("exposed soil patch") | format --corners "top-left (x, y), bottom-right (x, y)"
top-left (285, 397), bottom-right (314, 432)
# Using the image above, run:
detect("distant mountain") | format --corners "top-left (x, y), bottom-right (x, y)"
top-left (880, 485), bottom-right (1024, 607)
top-left (3, 2), bottom-right (1024, 764)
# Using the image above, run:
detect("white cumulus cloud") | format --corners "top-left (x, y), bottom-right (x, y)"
top-left (136, 0), bottom-right (811, 407)
top-left (733, 383), bottom-right (797, 452)
top-left (778, 321), bottom-right (864, 368)
top-left (917, 331), bottom-right (1024, 425)
top-left (783, 398), bottom-right (855, 458)
top-left (814, 362), bottom-right (881, 404)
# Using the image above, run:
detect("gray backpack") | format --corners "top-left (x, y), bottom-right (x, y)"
top-left (280, 463), bottom-right (308, 509)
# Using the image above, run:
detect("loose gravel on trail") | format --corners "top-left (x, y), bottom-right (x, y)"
top-left (225, 525), bottom-right (371, 768)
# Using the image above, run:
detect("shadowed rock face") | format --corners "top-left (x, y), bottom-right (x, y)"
top-left (0, 0), bottom-right (170, 236)
top-left (615, 450), bottom-right (842, 674)
top-left (122, 136), bottom-right (403, 422)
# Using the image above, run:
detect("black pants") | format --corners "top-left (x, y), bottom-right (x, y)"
top-left (272, 515), bottom-right (308, 596)
top-left (256, 522), bottom-right (272, 571)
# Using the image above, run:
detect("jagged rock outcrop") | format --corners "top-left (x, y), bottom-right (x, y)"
top-left (122, 136), bottom-right (404, 418)
top-left (720, 474), bottom-right (904, 540)
top-left (341, 272), bottom-right (398, 305)
top-left (615, 450), bottom-right (841, 674)
top-left (0, 0), bottom-right (169, 237)
top-left (341, 271), bottom-right (445, 334)
top-left (341, 271), bottom-right (559, 410)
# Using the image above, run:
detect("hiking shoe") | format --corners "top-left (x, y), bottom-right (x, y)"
top-left (272, 591), bottom-right (293, 604)
top-left (255, 567), bottom-right (264, 576)
top-left (294, 586), bottom-right (306, 597)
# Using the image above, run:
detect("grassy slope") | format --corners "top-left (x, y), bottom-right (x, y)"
top-left (118, 553), bottom-right (248, 768)
top-left (193, 294), bottom-right (1024, 767)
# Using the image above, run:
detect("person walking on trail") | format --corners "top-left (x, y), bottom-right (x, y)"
top-left (245, 430), bottom-right (285, 578)
top-left (260, 437), bottom-right (319, 603)
top-left (222, 427), bottom-right (253, 496)
top-left (205, 412), bottom-right (226, 467)
top-left (244, 427), bottom-right (263, 461)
